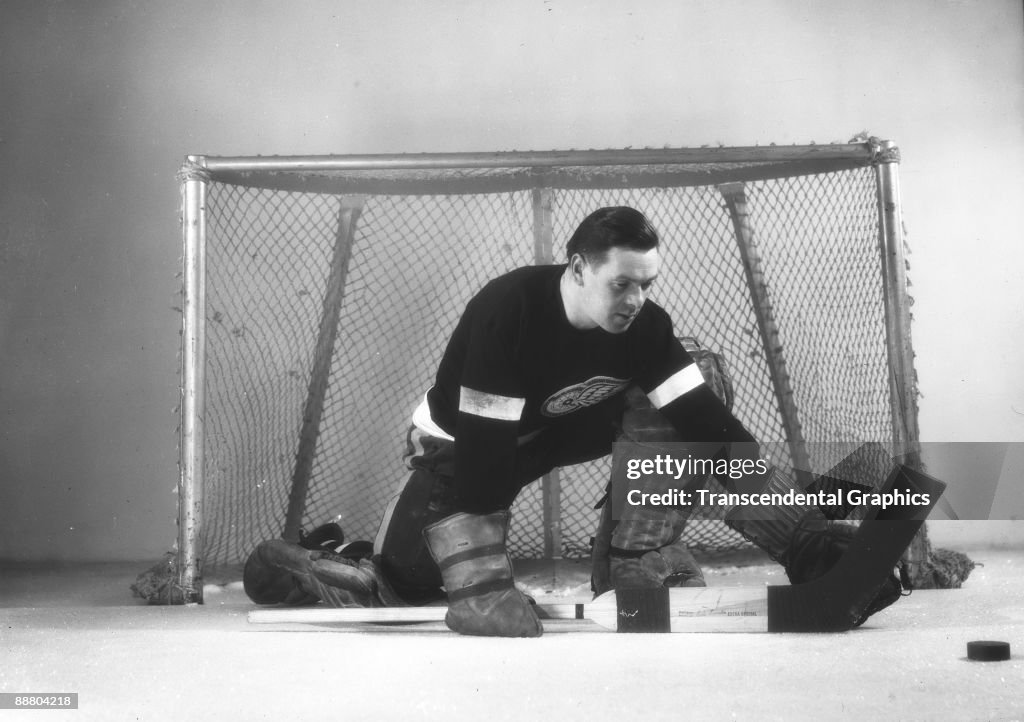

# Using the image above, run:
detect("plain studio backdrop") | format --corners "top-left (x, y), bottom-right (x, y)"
top-left (0, 0), bottom-right (1022, 563)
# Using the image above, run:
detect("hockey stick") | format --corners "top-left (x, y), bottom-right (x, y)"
top-left (259, 619), bottom-right (610, 634)
top-left (247, 586), bottom-right (769, 632)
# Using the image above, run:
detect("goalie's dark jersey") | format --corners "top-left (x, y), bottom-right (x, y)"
top-left (423, 264), bottom-right (753, 511)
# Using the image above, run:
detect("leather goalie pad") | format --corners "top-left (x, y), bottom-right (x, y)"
top-left (590, 340), bottom-right (731, 596)
top-left (764, 463), bottom-right (947, 631)
top-left (242, 542), bottom-right (319, 606)
top-left (591, 469), bottom-right (706, 596)
top-left (243, 539), bottom-right (381, 608)
top-left (785, 514), bottom-right (905, 626)
top-left (425, 511), bottom-right (542, 637)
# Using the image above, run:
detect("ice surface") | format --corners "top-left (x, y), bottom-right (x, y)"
top-left (1, 552), bottom-right (1022, 721)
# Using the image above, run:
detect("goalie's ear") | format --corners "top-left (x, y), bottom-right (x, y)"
top-left (567, 252), bottom-right (589, 285)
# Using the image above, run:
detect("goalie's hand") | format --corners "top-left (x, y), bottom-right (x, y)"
top-left (785, 514), bottom-right (905, 626)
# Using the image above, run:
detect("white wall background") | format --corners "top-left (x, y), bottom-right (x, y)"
top-left (1, 0), bottom-right (1021, 561)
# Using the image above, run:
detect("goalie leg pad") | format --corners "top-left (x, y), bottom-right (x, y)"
top-left (591, 482), bottom-right (705, 595)
top-left (243, 539), bottom-right (381, 608)
top-left (756, 463), bottom-right (946, 631)
top-left (723, 466), bottom-right (866, 580)
top-left (608, 542), bottom-right (706, 592)
top-left (654, 542), bottom-right (707, 587)
top-left (307, 552), bottom-right (382, 608)
top-left (724, 467), bottom-right (906, 626)
top-left (594, 373), bottom-right (720, 596)
top-left (243, 540), bottom-right (320, 606)
top-left (425, 511), bottom-right (542, 638)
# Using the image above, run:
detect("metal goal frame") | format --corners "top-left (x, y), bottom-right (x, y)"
top-left (175, 141), bottom-right (918, 603)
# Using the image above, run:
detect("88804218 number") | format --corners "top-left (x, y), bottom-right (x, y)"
top-left (0, 693), bottom-right (79, 709)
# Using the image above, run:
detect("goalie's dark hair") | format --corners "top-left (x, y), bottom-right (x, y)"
top-left (566, 206), bottom-right (660, 264)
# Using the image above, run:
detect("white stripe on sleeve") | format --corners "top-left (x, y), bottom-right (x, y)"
top-left (646, 364), bottom-right (705, 409)
top-left (459, 386), bottom-right (526, 422)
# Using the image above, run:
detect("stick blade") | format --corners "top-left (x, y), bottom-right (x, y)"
top-left (582, 587), bottom-right (769, 633)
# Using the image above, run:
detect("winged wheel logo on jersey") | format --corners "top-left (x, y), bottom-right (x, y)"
top-left (541, 376), bottom-right (630, 417)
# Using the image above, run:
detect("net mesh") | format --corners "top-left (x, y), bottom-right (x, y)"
top-left (195, 159), bottom-right (891, 565)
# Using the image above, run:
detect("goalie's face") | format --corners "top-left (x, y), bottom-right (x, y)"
top-left (566, 246), bottom-right (660, 334)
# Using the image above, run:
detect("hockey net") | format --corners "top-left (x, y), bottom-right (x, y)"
top-left (178, 144), bottom-right (917, 570)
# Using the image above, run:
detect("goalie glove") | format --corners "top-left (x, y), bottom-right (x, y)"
top-left (726, 482), bottom-right (906, 627)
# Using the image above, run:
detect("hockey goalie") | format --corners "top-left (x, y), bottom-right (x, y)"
top-left (243, 206), bottom-right (940, 636)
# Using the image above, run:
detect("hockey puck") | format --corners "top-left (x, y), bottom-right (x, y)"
top-left (615, 587), bottom-right (671, 633)
top-left (967, 640), bottom-right (1011, 662)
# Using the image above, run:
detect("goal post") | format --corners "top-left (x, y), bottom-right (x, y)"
top-left (174, 142), bottom-right (920, 603)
